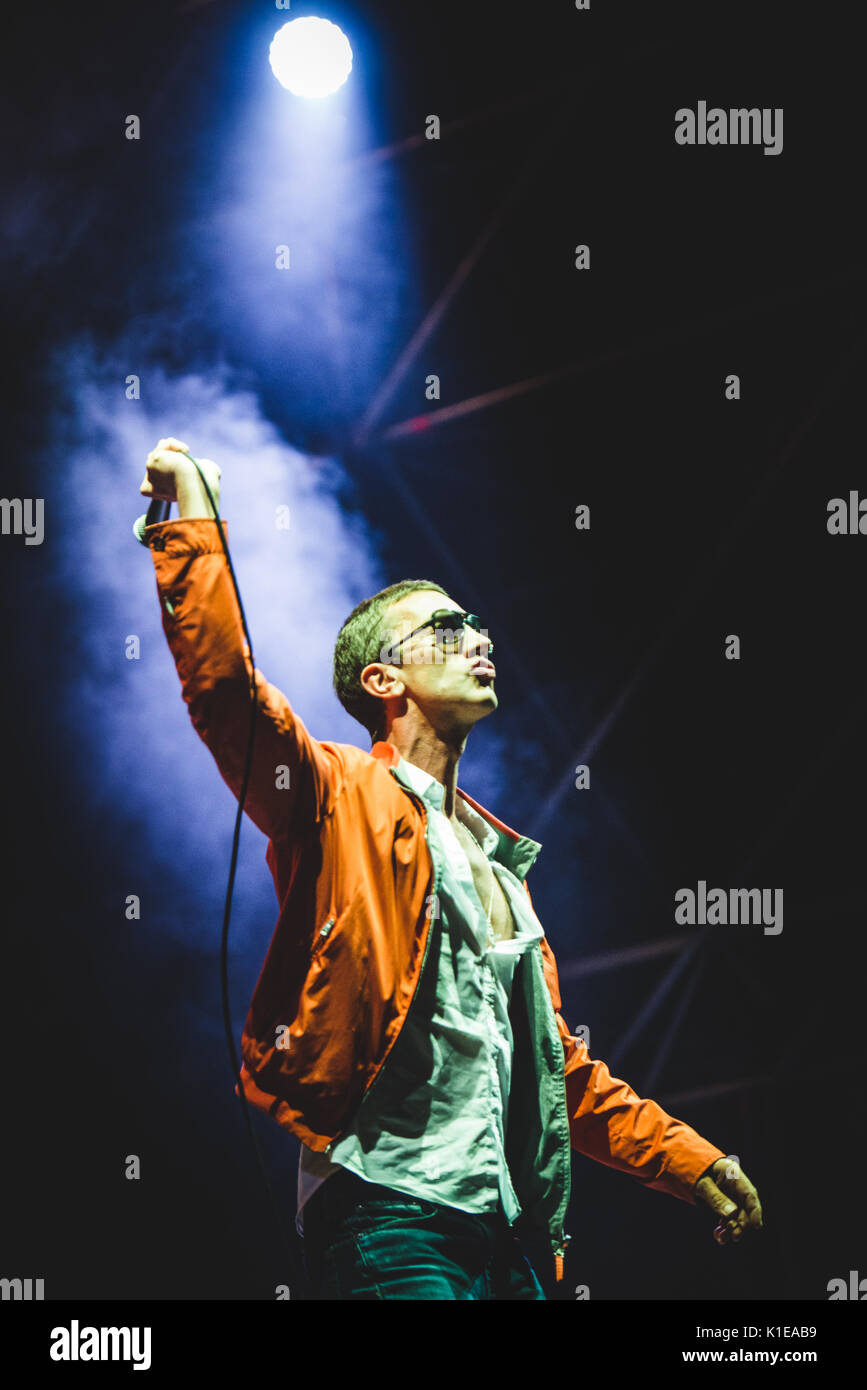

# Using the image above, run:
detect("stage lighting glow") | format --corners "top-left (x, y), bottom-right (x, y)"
top-left (269, 18), bottom-right (353, 98)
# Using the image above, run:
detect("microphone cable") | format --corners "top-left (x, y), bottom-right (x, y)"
top-left (155, 451), bottom-right (312, 1300)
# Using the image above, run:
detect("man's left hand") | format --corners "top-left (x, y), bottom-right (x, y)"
top-left (694, 1157), bottom-right (763, 1245)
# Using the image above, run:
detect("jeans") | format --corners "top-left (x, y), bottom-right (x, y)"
top-left (301, 1165), bottom-right (546, 1300)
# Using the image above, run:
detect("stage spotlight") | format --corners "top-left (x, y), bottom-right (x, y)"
top-left (269, 17), bottom-right (353, 98)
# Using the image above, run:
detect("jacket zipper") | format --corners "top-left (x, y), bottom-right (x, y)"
top-left (314, 915), bottom-right (335, 953)
top-left (553, 1234), bottom-right (572, 1283)
top-left (536, 942), bottom-right (572, 1284)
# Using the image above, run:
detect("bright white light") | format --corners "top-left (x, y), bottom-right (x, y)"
top-left (269, 17), bottom-right (353, 99)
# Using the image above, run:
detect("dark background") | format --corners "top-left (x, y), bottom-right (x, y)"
top-left (1, 0), bottom-right (864, 1303)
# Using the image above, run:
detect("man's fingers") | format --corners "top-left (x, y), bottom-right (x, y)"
top-left (705, 1179), bottom-right (739, 1221)
top-left (699, 1163), bottom-right (763, 1247)
top-left (744, 1190), bottom-right (763, 1229)
top-left (728, 1173), bottom-right (763, 1231)
top-left (713, 1217), bottom-right (738, 1245)
top-left (141, 462), bottom-right (178, 501)
top-left (146, 440), bottom-right (191, 469)
top-left (711, 1197), bottom-right (762, 1246)
top-left (699, 1176), bottom-right (742, 1243)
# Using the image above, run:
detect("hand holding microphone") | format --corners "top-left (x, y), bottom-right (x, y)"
top-left (134, 437), bottom-right (222, 542)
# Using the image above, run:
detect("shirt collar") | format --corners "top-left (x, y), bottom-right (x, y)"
top-left (374, 744), bottom-right (542, 880)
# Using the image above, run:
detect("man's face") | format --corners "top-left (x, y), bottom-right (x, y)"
top-left (367, 588), bottom-right (498, 736)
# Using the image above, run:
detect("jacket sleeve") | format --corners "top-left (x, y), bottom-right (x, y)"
top-left (148, 517), bottom-right (342, 841)
top-left (538, 933), bottom-right (727, 1205)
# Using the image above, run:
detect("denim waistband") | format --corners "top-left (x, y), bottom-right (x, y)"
top-left (305, 1164), bottom-right (506, 1236)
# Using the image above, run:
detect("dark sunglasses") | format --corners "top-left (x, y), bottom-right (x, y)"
top-left (384, 609), bottom-right (493, 663)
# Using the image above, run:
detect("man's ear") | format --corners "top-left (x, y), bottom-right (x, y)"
top-left (360, 661), bottom-right (405, 702)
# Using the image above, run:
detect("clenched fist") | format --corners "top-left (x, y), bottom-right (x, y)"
top-left (140, 437), bottom-right (222, 519)
top-left (694, 1156), bottom-right (763, 1246)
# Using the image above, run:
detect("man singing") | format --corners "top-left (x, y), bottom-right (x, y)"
top-left (140, 437), bottom-right (763, 1301)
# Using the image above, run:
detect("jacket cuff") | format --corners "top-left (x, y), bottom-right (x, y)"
top-left (145, 517), bottom-right (227, 556)
top-left (663, 1140), bottom-right (728, 1204)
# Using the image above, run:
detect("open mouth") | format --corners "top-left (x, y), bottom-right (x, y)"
top-left (469, 661), bottom-right (496, 679)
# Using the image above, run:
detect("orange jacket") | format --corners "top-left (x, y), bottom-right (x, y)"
top-left (149, 517), bottom-right (727, 1282)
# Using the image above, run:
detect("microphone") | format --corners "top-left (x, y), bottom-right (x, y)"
top-left (133, 497), bottom-right (172, 546)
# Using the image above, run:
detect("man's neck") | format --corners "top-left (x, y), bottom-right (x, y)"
top-left (383, 729), bottom-right (464, 820)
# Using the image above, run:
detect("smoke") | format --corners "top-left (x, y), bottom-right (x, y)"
top-left (41, 332), bottom-right (385, 955)
top-left (33, 326), bottom-right (516, 1064)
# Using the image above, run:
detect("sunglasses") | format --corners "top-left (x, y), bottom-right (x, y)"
top-left (384, 609), bottom-right (493, 663)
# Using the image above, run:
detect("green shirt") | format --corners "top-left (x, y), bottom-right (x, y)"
top-left (297, 756), bottom-right (572, 1257)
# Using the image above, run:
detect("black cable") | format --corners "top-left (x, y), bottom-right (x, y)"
top-left (176, 451), bottom-right (311, 1300)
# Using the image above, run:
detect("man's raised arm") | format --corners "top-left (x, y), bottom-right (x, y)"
top-left (139, 438), bottom-right (340, 841)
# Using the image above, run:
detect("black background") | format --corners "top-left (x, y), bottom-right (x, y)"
top-left (1, 0), bottom-right (864, 1308)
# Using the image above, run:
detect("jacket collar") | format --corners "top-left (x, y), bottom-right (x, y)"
top-left (371, 740), bottom-right (542, 880)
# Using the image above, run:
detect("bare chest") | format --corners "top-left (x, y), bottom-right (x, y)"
top-left (453, 821), bottom-right (516, 943)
